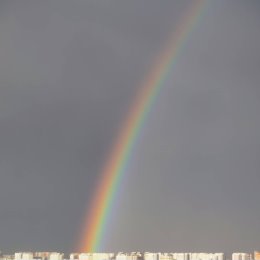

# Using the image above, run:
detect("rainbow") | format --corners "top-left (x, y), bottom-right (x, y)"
top-left (79, 0), bottom-right (208, 253)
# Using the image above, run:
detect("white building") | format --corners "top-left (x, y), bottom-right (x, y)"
top-left (169, 252), bottom-right (224, 260)
top-left (116, 253), bottom-right (142, 260)
top-left (70, 254), bottom-right (79, 260)
top-left (232, 253), bottom-right (250, 260)
top-left (144, 252), bottom-right (158, 260)
top-left (34, 252), bottom-right (51, 260)
top-left (215, 253), bottom-right (224, 260)
top-left (93, 253), bottom-right (114, 260)
top-left (49, 253), bottom-right (64, 260)
top-left (172, 253), bottom-right (190, 260)
top-left (78, 254), bottom-right (92, 260)
top-left (78, 253), bottom-right (113, 260)
top-left (158, 253), bottom-right (173, 260)
top-left (15, 253), bottom-right (33, 260)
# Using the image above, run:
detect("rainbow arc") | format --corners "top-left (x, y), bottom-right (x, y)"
top-left (79, 0), bottom-right (208, 253)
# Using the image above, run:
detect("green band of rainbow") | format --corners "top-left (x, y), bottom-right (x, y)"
top-left (79, 0), bottom-right (208, 252)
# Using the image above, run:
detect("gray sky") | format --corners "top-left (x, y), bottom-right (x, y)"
top-left (0, 0), bottom-right (259, 255)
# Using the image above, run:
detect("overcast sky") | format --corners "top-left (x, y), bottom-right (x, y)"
top-left (0, 0), bottom-right (260, 255)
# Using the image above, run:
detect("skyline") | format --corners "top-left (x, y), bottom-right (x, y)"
top-left (0, 0), bottom-right (260, 254)
top-left (0, 251), bottom-right (259, 256)
top-left (1, 252), bottom-right (260, 258)
top-left (0, 251), bottom-right (260, 260)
